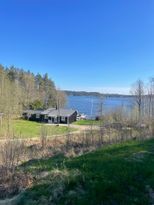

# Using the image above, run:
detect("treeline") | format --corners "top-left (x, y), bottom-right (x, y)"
top-left (0, 64), bottom-right (66, 116)
top-left (108, 77), bottom-right (154, 126)
top-left (64, 90), bottom-right (132, 98)
top-left (64, 90), bottom-right (103, 97)
top-left (131, 78), bottom-right (154, 122)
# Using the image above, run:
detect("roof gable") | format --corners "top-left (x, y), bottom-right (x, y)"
top-left (48, 109), bottom-right (76, 117)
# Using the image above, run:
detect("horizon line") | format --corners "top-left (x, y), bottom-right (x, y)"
top-left (63, 90), bottom-right (132, 96)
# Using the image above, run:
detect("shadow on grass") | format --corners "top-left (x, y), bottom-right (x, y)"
top-left (20, 153), bottom-right (66, 174)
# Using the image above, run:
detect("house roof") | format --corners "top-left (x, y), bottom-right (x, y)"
top-left (48, 108), bottom-right (76, 117)
top-left (41, 108), bottom-right (56, 115)
top-left (23, 110), bottom-right (43, 115)
top-left (23, 108), bottom-right (77, 117)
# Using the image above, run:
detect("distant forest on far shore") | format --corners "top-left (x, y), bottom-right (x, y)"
top-left (64, 90), bottom-right (133, 98)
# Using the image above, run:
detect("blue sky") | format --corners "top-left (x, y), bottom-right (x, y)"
top-left (0, 0), bottom-right (154, 94)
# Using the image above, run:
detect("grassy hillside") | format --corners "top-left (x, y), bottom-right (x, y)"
top-left (0, 119), bottom-right (76, 138)
top-left (73, 119), bottom-right (101, 125)
top-left (17, 138), bottom-right (154, 205)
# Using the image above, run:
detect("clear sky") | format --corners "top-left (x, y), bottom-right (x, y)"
top-left (0, 0), bottom-right (154, 94)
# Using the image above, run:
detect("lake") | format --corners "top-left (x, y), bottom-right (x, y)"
top-left (65, 95), bottom-right (134, 119)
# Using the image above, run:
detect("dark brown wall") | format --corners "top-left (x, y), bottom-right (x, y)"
top-left (67, 111), bottom-right (77, 124)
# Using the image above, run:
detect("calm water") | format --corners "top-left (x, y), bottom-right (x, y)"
top-left (66, 95), bottom-right (134, 119)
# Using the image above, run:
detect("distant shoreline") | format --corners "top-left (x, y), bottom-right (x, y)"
top-left (64, 90), bottom-right (133, 98)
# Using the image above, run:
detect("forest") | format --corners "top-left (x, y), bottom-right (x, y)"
top-left (0, 64), bottom-right (66, 116)
top-left (64, 90), bottom-right (132, 97)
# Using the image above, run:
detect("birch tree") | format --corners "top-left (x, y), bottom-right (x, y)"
top-left (131, 80), bottom-right (144, 122)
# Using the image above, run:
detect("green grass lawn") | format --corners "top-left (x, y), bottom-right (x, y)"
top-left (18, 138), bottom-right (154, 205)
top-left (0, 119), bottom-right (76, 138)
top-left (73, 119), bottom-right (102, 125)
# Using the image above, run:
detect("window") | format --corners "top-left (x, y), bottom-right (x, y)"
top-left (44, 115), bottom-right (48, 119)
top-left (36, 114), bottom-right (40, 119)
top-left (27, 113), bottom-right (31, 118)
top-left (61, 116), bottom-right (65, 122)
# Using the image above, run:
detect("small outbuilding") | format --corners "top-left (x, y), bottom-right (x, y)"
top-left (22, 110), bottom-right (43, 122)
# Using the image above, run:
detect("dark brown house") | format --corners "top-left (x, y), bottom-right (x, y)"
top-left (23, 108), bottom-right (77, 124)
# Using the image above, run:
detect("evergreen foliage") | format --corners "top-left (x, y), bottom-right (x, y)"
top-left (0, 64), bottom-right (66, 115)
